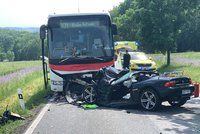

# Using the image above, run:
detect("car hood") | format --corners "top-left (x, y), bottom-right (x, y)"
top-left (130, 60), bottom-right (155, 64)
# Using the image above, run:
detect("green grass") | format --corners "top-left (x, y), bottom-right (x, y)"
top-left (0, 120), bottom-right (22, 134)
top-left (0, 71), bottom-right (43, 101)
top-left (0, 60), bottom-right (41, 76)
top-left (155, 56), bottom-right (200, 83)
top-left (0, 71), bottom-right (50, 134)
top-left (150, 52), bottom-right (200, 82)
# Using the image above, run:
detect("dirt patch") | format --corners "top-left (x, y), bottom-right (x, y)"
top-left (152, 54), bottom-right (200, 66)
top-left (172, 57), bottom-right (200, 66)
top-left (0, 66), bottom-right (41, 85)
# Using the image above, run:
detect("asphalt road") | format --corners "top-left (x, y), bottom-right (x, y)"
top-left (26, 98), bottom-right (200, 134)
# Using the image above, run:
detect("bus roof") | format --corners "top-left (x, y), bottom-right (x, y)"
top-left (48, 12), bottom-right (110, 19)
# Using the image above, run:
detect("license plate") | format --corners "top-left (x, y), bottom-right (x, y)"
top-left (82, 74), bottom-right (92, 78)
top-left (141, 67), bottom-right (147, 70)
top-left (182, 90), bottom-right (191, 95)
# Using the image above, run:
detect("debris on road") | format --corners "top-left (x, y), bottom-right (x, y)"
top-left (81, 104), bottom-right (98, 109)
top-left (48, 92), bottom-right (65, 102)
top-left (0, 108), bottom-right (25, 125)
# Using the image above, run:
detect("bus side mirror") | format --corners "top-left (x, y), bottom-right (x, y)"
top-left (40, 25), bottom-right (47, 40)
top-left (112, 24), bottom-right (118, 35)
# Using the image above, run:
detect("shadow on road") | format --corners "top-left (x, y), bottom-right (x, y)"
top-left (126, 104), bottom-right (200, 134)
top-left (49, 93), bottom-right (200, 134)
top-left (78, 102), bottom-right (200, 134)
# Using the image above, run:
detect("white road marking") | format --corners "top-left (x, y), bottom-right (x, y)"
top-left (24, 103), bottom-right (51, 134)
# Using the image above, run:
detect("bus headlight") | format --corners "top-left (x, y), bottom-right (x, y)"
top-left (51, 80), bottom-right (63, 85)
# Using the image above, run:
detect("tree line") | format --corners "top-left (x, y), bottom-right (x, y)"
top-left (0, 29), bottom-right (41, 61)
top-left (110, 0), bottom-right (200, 54)
top-left (1, 1), bottom-right (199, 62)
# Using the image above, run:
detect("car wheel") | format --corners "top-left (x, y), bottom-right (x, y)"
top-left (168, 99), bottom-right (187, 107)
top-left (64, 83), bottom-right (83, 104)
top-left (83, 85), bottom-right (96, 103)
top-left (140, 88), bottom-right (160, 111)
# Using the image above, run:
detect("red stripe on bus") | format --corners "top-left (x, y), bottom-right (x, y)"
top-left (49, 61), bottom-right (114, 71)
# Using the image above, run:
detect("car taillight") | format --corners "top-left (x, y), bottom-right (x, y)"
top-left (164, 81), bottom-right (176, 87)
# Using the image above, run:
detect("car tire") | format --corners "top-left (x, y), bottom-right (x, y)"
top-left (168, 99), bottom-right (187, 107)
top-left (140, 88), bottom-right (161, 111)
top-left (83, 85), bottom-right (97, 104)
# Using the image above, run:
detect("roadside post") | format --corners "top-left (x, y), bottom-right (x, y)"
top-left (194, 82), bottom-right (199, 97)
top-left (17, 88), bottom-right (25, 110)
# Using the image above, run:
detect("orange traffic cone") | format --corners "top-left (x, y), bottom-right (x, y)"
top-left (194, 82), bottom-right (199, 97)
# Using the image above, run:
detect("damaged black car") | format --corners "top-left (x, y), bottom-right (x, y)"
top-left (64, 67), bottom-right (195, 111)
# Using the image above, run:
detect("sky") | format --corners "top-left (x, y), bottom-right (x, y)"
top-left (0, 0), bottom-right (124, 27)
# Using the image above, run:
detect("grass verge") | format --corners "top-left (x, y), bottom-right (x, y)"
top-left (156, 57), bottom-right (200, 83)
top-left (0, 61), bottom-right (41, 76)
top-left (0, 71), bottom-right (44, 101)
top-left (0, 71), bottom-right (50, 134)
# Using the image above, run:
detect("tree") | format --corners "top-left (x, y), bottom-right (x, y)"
top-left (177, 4), bottom-right (200, 52)
top-left (0, 34), bottom-right (14, 52)
top-left (0, 29), bottom-right (41, 61)
top-left (0, 52), bottom-right (6, 61)
top-left (110, 0), bottom-right (199, 65)
top-left (6, 50), bottom-right (15, 61)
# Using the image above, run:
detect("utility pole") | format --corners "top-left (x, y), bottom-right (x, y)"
top-left (78, 0), bottom-right (80, 13)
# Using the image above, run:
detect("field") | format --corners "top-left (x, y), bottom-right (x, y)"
top-left (0, 61), bottom-right (49, 134)
top-left (0, 61), bottom-right (41, 76)
top-left (151, 52), bottom-right (200, 83)
top-left (0, 52), bottom-right (200, 133)
top-left (149, 52), bottom-right (200, 60)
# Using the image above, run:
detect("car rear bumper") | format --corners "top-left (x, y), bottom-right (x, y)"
top-left (159, 85), bottom-right (195, 101)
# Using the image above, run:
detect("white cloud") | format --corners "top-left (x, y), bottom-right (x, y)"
top-left (0, 0), bottom-right (124, 27)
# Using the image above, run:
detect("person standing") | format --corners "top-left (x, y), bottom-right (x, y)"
top-left (123, 50), bottom-right (131, 69)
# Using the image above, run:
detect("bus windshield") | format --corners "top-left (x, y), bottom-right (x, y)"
top-left (48, 16), bottom-right (113, 59)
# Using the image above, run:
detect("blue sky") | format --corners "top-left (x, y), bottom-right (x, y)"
top-left (0, 0), bottom-right (124, 27)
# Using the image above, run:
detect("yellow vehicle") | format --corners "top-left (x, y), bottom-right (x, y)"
top-left (116, 51), bottom-right (157, 71)
top-left (114, 41), bottom-right (138, 61)
top-left (115, 41), bottom-right (138, 52)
